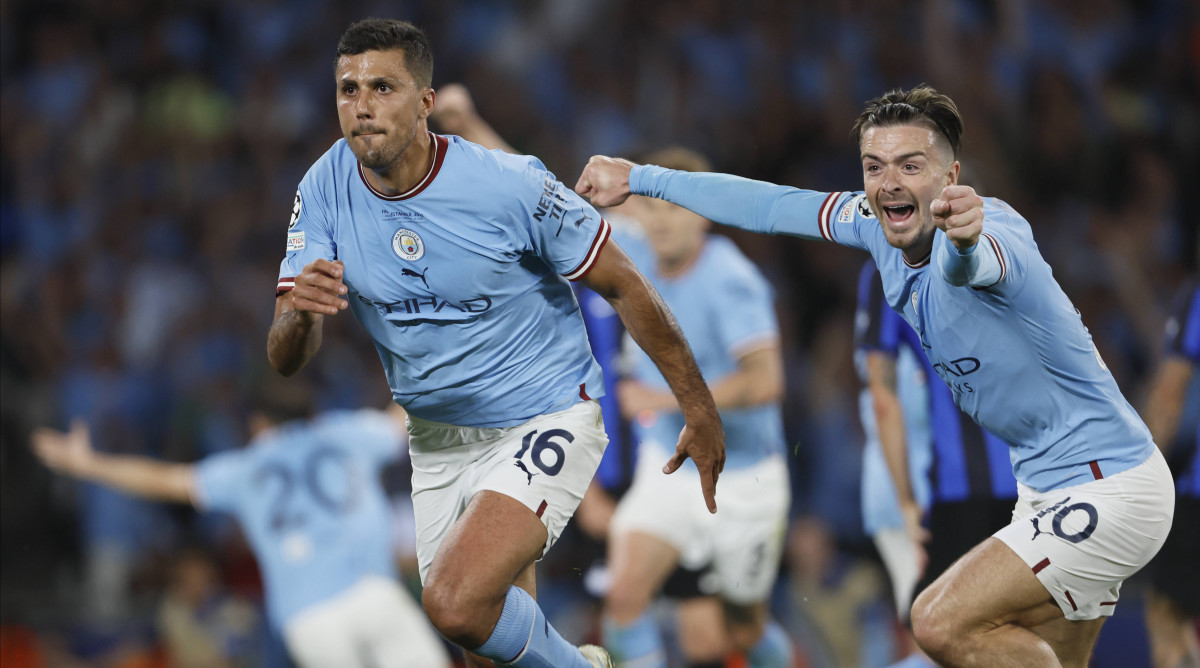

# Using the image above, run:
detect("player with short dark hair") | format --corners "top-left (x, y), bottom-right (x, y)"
top-left (268, 18), bottom-right (724, 668)
top-left (575, 84), bottom-right (1175, 668)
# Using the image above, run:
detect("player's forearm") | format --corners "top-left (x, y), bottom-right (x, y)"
top-left (71, 453), bottom-right (193, 504)
top-left (936, 234), bottom-right (1003, 288)
top-left (1143, 358), bottom-right (1193, 452)
top-left (630, 165), bottom-right (828, 240)
top-left (267, 309), bottom-right (323, 376)
top-left (608, 277), bottom-right (719, 425)
top-left (873, 390), bottom-right (918, 506)
top-left (708, 347), bottom-right (784, 410)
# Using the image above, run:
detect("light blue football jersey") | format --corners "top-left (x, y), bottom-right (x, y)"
top-left (194, 410), bottom-right (401, 630)
top-left (279, 134), bottom-right (609, 427)
top-left (631, 166), bottom-right (1155, 492)
top-left (618, 231), bottom-right (786, 470)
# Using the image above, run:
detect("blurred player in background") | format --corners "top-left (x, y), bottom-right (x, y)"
top-left (1141, 279), bottom-right (1200, 668)
top-left (32, 399), bottom-right (452, 668)
top-left (854, 258), bottom-right (934, 663)
top-left (576, 84), bottom-right (1175, 668)
top-left (601, 147), bottom-right (793, 668)
top-left (268, 18), bottom-right (723, 668)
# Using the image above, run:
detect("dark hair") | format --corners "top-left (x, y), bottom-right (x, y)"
top-left (851, 85), bottom-right (964, 156)
top-left (336, 18), bottom-right (433, 89)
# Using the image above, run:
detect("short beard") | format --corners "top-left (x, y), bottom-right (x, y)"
top-left (354, 123), bottom-right (418, 173)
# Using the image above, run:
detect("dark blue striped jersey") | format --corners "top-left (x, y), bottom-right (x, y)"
top-left (1163, 279), bottom-right (1200, 495)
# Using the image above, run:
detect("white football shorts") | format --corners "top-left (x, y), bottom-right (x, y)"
top-left (284, 575), bottom-right (450, 668)
top-left (408, 399), bottom-right (608, 583)
top-left (611, 440), bottom-right (790, 605)
top-left (994, 447), bottom-right (1174, 621)
top-left (873, 527), bottom-right (923, 621)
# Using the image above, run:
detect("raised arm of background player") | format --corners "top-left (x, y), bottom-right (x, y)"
top-left (266, 206), bottom-right (726, 513)
top-left (31, 406), bottom-right (410, 505)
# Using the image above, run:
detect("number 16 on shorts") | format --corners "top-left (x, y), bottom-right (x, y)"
top-left (513, 429), bottom-right (572, 484)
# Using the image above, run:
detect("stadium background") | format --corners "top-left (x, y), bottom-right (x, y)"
top-left (0, 0), bottom-right (1195, 665)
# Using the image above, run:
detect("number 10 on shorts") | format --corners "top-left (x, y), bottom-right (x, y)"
top-left (514, 429), bottom-right (573, 482)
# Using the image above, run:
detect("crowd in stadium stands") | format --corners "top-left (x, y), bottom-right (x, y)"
top-left (1, 0), bottom-right (1194, 666)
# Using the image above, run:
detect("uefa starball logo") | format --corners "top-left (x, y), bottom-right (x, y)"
top-left (392, 228), bottom-right (425, 261)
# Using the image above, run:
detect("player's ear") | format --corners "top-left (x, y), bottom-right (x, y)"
top-left (419, 87), bottom-right (435, 120)
top-left (946, 160), bottom-right (960, 186)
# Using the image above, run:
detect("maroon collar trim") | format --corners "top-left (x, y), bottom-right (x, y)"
top-left (358, 132), bottom-right (448, 201)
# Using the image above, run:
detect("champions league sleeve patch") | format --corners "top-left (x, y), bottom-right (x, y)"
top-left (286, 231), bottom-right (305, 251)
top-left (288, 190), bottom-right (302, 229)
top-left (840, 194), bottom-right (874, 223)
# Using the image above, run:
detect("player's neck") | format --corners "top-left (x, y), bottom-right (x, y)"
top-left (902, 236), bottom-right (934, 267)
top-left (362, 130), bottom-right (434, 196)
top-left (657, 237), bottom-right (706, 278)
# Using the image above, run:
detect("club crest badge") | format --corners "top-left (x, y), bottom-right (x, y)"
top-left (392, 228), bottom-right (425, 261)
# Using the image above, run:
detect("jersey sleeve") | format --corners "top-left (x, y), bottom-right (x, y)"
top-left (934, 198), bottom-right (1030, 292)
top-left (713, 254), bottom-right (779, 357)
top-left (193, 449), bottom-right (253, 513)
top-left (854, 260), bottom-right (900, 354)
top-left (1165, 281), bottom-right (1200, 363)
top-left (518, 159), bottom-right (611, 281)
top-left (276, 168), bottom-right (338, 295)
top-left (629, 165), bottom-right (872, 251)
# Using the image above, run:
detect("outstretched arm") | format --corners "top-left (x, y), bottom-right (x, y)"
top-left (575, 156), bottom-right (845, 242)
top-left (581, 241), bottom-right (725, 512)
top-left (33, 421), bottom-right (195, 505)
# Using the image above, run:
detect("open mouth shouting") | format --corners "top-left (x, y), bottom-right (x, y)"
top-left (881, 202), bottom-right (916, 229)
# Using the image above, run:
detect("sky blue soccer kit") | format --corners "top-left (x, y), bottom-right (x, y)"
top-left (278, 133), bottom-right (610, 428)
top-left (630, 166), bottom-right (1155, 492)
top-left (194, 409), bottom-right (402, 631)
top-left (619, 231), bottom-right (786, 470)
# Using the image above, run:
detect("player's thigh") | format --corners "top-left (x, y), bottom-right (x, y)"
top-left (709, 457), bottom-right (790, 605)
top-left (913, 537), bottom-right (1062, 634)
top-left (606, 529), bottom-right (683, 610)
top-left (1024, 614), bottom-right (1106, 668)
top-left (424, 490), bottom-right (549, 605)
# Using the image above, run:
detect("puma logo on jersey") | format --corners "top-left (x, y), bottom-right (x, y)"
top-left (514, 460), bottom-right (537, 485)
top-left (401, 266), bottom-right (430, 289)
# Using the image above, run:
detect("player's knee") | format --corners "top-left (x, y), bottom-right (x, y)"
top-left (604, 577), bottom-right (652, 623)
top-left (910, 587), bottom-right (956, 658)
top-left (421, 579), bottom-right (490, 648)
